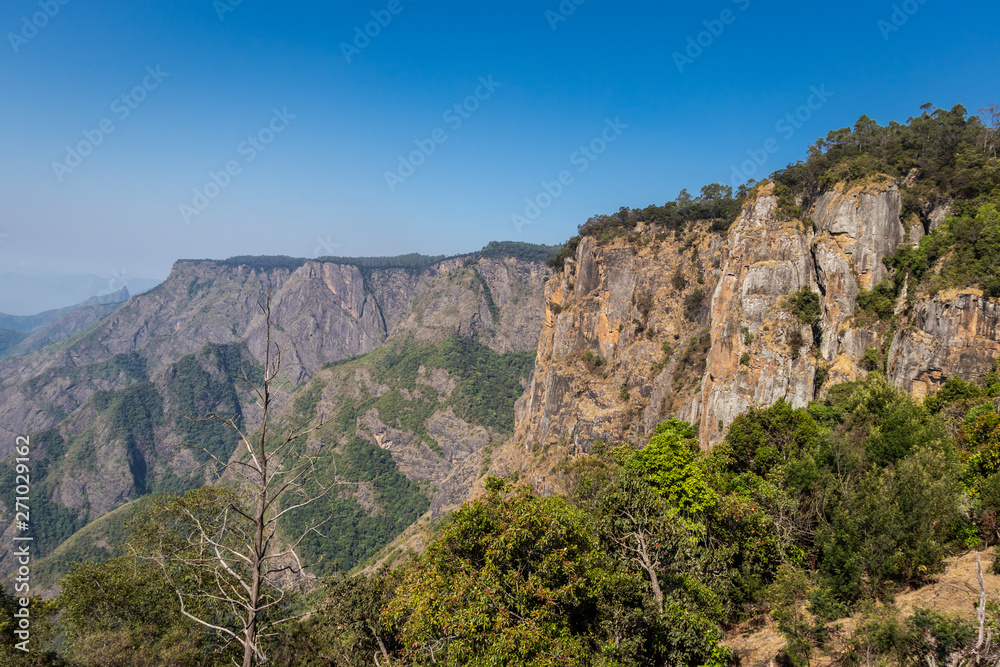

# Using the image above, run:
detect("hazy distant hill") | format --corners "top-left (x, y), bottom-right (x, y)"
top-left (0, 272), bottom-right (161, 318)
top-left (0, 288), bottom-right (131, 334)
top-left (0, 288), bottom-right (132, 359)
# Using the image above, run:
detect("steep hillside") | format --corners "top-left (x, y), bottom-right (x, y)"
top-left (0, 248), bottom-right (552, 581)
top-left (0, 287), bottom-right (131, 334)
top-left (485, 177), bottom-right (1000, 493)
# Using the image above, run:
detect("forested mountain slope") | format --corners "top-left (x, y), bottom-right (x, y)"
top-left (0, 246), bottom-right (553, 583)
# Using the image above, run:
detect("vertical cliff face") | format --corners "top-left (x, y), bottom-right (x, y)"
top-left (888, 291), bottom-right (1000, 398)
top-left (496, 223), bottom-right (724, 490)
top-left (699, 182), bottom-right (911, 444)
top-left (501, 179), bottom-right (1000, 467)
top-left (698, 186), bottom-right (817, 445)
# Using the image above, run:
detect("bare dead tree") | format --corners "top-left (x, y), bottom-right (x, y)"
top-left (134, 293), bottom-right (341, 667)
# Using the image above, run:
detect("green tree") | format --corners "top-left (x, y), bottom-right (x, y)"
top-left (308, 572), bottom-right (401, 667)
top-left (766, 565), bottom-right (815, 667)
top-left (384, 480), bottom-right (696, 666)
top-left (57, 556), bottom-right (224, 666)
top-left (0, 587), bottom-right (61, 666)
top-left (627, 419), bottom-right (716, 515)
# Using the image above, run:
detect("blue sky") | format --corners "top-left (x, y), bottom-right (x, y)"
top-left (0, 0), bottom-right (997, 294)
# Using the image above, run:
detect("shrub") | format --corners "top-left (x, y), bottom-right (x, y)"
top-left (789, 329), bottom-right (805, 358)
top-left (814, 364), bottom-right (829, 389)
top-left (856, 279), bottom-right (899, 320)
top-left (774, 184), bottom-right (802, 221)
top-left (581, 349), bottom-right (607, 372)
top-left (783, 288), bottom-right (823, 346)
top-left (861, 348), bottom-right (881, 372)
top-left (684, 288), bottom-right (707, 321)
top-left (635, 290), bottom-right (654, 316)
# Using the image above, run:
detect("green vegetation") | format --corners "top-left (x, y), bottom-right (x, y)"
top-left (469, 267), bottom-right (500, 323)
top-left (283, 436), bottom-right (430, 576)
top-left (773, 182), bottom-right (802, 221)
top-left (773, 104), bottom-right (1000, 210)
top-left (41, 371), bottom-right (1000, 666)
top-left (468, 240), bottom-right (563, 264)
top-left (211, 243), bottom-right (559, 279)
top-left (887, 203), bottom-right (1000, 297)
top-left (32, 500), bottom-right (140, 589)
top-left (58, 555), bottom-right (225, 665)
top-left (548, 184), bottom-right (745, 269)
top-left (783, 287), bottom-right (823, 346)
top-left (673, 329), bottom-right (712, 392)
top-left (0, 587), bottom-right (59, 665)
top-left (0, 327), bottom-right (26, 355)
top-left (167, 343), bottom-right (260, 470)
top-left (0, 429), bottom-right (86, 558)
top-left (369, 334), bottom-right (535, 434)
top-left (581, 348), bottom-right (607, 372)
top-left (384, 478), bottom-right (726, 666)
top-left (292, 378), bottom-right (324, 423)
top-left (856, 276), bottom-right (902, 319)
top-left (683, 287), bottom-right (707, 321)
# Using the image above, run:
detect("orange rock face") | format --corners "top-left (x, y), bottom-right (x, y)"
top-left (507, 180), bottom-right (1000, 457)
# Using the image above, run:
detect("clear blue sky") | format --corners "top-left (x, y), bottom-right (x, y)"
top-left (0, 0), bottom-right (997, 283)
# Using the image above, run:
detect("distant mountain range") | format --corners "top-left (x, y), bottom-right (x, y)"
top-left (0, 287), bottom-right (132, 359)
top-left (0, 243), bottom-right (557, 586)
top-left (0, 272), bottom-right (162, 317)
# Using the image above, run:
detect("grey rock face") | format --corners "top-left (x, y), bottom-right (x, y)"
top-left (510, 181), bottom-right (1000, 455)
top-left (888, 292), bottom-right (1000, 399)
top-left (699, 188), bottom-right (817, 446)
top-left (0, 250), bottom-right (552, 579)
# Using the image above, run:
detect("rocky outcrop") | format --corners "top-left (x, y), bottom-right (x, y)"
top-left (245, 262), bottom-right (388, 383)
top-left (502, 222), bottom-right (725, 467)
top-left (501, 179), bottom-right (1000, 461)
top-left (698, 186), bottom-right (817, 445)
top-left (699, 183), bottom-right (910, 443)
top-left (889, 289), bottom-right (1000, 398)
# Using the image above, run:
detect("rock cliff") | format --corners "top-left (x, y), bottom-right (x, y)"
top-left (491, 178), bottom-right (999, 487)
top-left (0, 250), bottom-right (552, 579)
